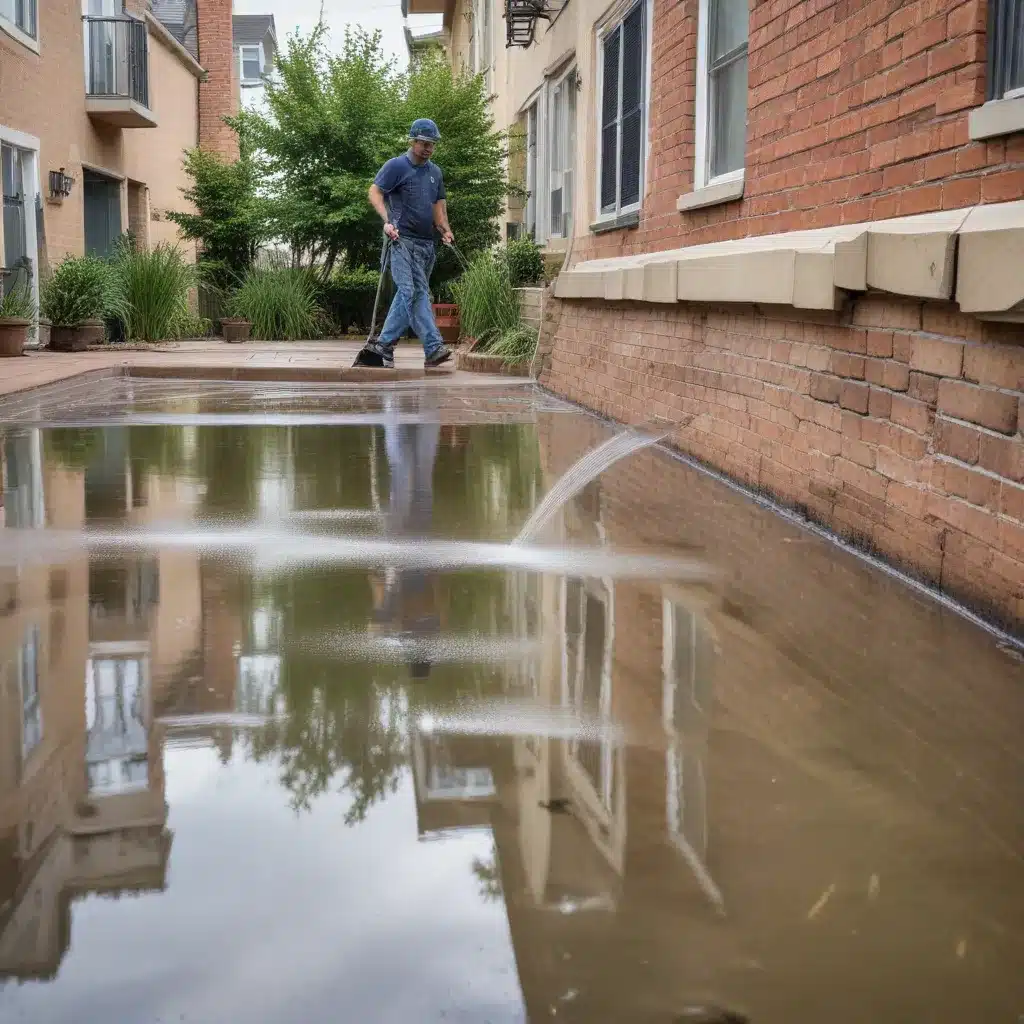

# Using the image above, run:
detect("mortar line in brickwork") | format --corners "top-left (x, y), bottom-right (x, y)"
top-left (533, 382), bottom-right (1024, 653)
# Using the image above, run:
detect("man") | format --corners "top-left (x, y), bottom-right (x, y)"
top-left (357, 118), bottom-right (454, 370)
top-left (369, 391), bottom-right (443, 680)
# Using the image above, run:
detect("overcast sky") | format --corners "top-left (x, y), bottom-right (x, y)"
top-left (234, 0), bottom-right (443, 68)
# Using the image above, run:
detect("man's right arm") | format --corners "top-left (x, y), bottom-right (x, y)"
top-left (369, 163), bottom-right (399, 240)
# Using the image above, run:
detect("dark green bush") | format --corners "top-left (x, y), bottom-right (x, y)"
top-left (320, 267), bottom-right (383, 335)
top-left (498, 236), bottom-right (545, 287)
top-left (40, 256), bottom-right (123, 327)
top-left (227, 267), bottom-right (325, 340)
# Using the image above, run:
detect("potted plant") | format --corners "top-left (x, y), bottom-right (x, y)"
top-left (431, 281), bottom-right (460, 344)
top-left (0, 282), bottom-right (36, 357)
top-left (40, 255), bottom-right (119, 351)
top-left (220, 287), bottom-right (253, 343)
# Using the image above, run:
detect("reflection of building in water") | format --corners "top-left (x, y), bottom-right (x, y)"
top-left (0, 444), bottom-right (172, 981)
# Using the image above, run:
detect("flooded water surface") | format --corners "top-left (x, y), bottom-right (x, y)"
top-left (0, 379), bottom-right (1022, 1023)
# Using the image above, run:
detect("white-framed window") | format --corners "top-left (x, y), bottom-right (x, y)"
top-left (596, 0), bottom-right (650, 219)
top-left (0, 0), bottom-right (38, 49)
top-left (240, 43), bottom-right (262, 83)
top-left (19, 624), bottom-right (42, 762)
top-left (562, 576), bottom-right (616, 813)
top-left (469, 0), bottom-right (492, 95)
top-left (2, 429), bottom-right (45, 528)
top-left (662, 597), bottom-right (723, 912)
top-left (986, 0), bottom-right (1024, 101)
top-left (548, 66), bottom-right (577, 238)
top-left (524, 100), bottom-right (539, 239)
top-left (694, 0), bottom-right (749, 191)
top-left (1, 129), bottom-right (40, 317)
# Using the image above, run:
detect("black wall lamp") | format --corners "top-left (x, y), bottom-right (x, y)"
top-left (49, 168), bottom-right (75, 200)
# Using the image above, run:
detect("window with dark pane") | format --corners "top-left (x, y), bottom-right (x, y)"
top-left (3, 0), bottom-right (37, 37)
top-left (600, 26), bottom-right (621, 213)
top-left (241, 45), bottom-right (262, 82)
top-left (599, 0), bottom-right (647, 217)
top-left (707, 0), bottom-right (748, 181)
top-left (619, 3), bottom-right (645, 208)
top-left (986, 0), bottom-right (1024, 101)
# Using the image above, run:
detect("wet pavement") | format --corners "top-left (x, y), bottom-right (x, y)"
top-left (0, 379), bottom-right (1022, 1023)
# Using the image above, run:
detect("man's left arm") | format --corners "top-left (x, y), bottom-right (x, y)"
top-left (433, 172), bottom-right (453, 245)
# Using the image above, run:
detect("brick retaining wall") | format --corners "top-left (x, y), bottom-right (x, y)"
top-left (539, 293), bottom-right (1024, 631)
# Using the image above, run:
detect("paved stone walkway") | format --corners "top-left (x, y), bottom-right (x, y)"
top-left (0, 340), bottom-right (512, 398)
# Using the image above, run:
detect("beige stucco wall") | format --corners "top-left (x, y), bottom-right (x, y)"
top-left (124, 31), bottom-right (201, 256)
top-left (0, 3), bottom-right (199, 267)
top-left (449, 0), bottom-right (599, 245)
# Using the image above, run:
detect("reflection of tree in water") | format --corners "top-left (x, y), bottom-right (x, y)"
top-left (472, 839), bottom-right (503, 903)
top-left (246, 667), bottom-right (407, 823)
top-left (238, 568), bottom-right (410, 823)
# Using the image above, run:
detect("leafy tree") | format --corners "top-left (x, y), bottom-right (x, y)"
top-left (403, 49), bottom-right (518, 291)
top-left (167, 139), bottom-right (268, 290)
top-left (237, 25), bottom-right (405, 277)
top-left (233, 24), bottom-right (518, 288)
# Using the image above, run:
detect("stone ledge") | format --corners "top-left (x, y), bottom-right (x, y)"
top-left (454, 349), bottom-right (531, 377)
top-left (555, 201), bottom-right (1024, 320)
top-left (676, 176), bottom-right (745, 212)
top-left (968, 95), bottom-right (1024, 141)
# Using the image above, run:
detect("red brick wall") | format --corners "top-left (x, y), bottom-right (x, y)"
top-left (196, 0), bottom-right (239, 160)
top-left (539, 294), bottom-right (1024, 630)
top-left (576, 0), bottom-right (1024, 263)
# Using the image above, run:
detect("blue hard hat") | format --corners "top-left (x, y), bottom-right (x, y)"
top-left (409, 118), bottom-right (441, 142)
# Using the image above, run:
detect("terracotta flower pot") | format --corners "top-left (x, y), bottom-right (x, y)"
top-left (51, 319), bottom-right (105, 352)
top-left (0, 317), bottom-right (31, 357)
top-left (432, 303), bottom-right (460, 344)
top-left (222, 318), bottom-right (252, 343)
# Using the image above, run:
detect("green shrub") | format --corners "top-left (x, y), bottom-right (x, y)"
top-left (450, 252), bottom-right (537, 365)
top-left (0, 281), bottom-right (36, 319)
top-left (170, 311), bottom-right (214, 339)
top-left (489, 322), bottom-right (537, 365)
top-left (40, 255), bottom-right (123, 327)
top-left (451, 252), bottom-right (520, 346)
top-left (227, 267), bottom-right (325, 340)
top-left (498, 236), bottom-right (545, 287)
top-left (113, 240), bottom-right (196, 342)
top-left (320, 267), bottom-right (381, 335)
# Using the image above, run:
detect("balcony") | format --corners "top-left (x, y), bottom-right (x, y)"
top-left (84, 15), bottom-right (158, 129)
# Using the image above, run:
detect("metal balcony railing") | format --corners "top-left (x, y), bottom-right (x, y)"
top-left (84, 15), bottom-right (150, 108)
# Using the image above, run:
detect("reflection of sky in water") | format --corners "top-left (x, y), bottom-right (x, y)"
top-left (0, 748), bottom-right (526, 1024)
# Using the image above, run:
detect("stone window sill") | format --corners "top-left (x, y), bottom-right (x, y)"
top-left (676, 176), bottom-right (745, 212)
top-left (590, 210), bottom-right (640, 234)
top-left (0, 18), bottom-right (40, 55)
top-left (969, 95), bottom-right (1024, 141)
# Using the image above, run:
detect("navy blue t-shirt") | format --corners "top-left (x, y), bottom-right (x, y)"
top-left (373, 154), bottom-right (446, 242)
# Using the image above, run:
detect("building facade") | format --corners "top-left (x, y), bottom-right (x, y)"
top-left (0, 0), bottom-right (210, 318)
top-left (233, 14), bottom-right (276, 115)
top-left (436, 0), bottom-right (1024, 629)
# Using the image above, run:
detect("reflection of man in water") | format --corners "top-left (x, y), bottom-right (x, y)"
top-left (371, 395), bottom-right (442, 679)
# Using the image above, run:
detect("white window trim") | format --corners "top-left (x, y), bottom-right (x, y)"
top-left (592, 0), bottom-right (654, 226)
top-left (0, 1), bottom-right (40, 55)
top-left (547, 63), bottom-right (577, 241)
top-left (560, 574), bottom-right (617, 814)
top-left (521, 86), bottom-right (546, 243)
top-left (693, 0), bottom-right (746, 194)
top-left (0, 125), bottom-right (41, 323)
top-left (470, 0), bottom-right (493, 95)
top-left (239, 43), bottom-right (263, 84)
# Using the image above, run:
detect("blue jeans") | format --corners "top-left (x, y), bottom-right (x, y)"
top-left (378, 237), bottom-right (445, 356)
